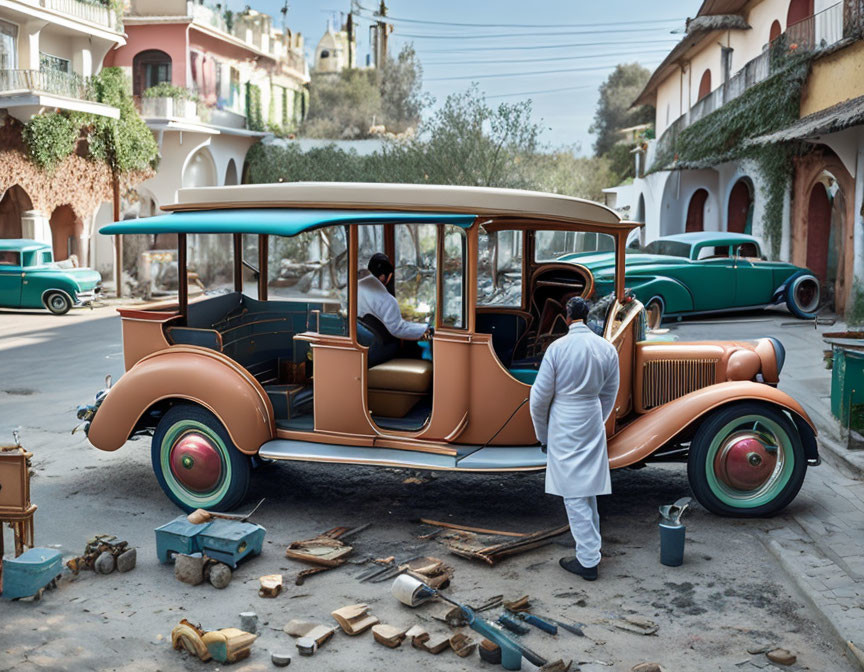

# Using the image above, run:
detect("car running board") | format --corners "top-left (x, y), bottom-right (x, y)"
top-left (258, 439), bottom-right (547, 472)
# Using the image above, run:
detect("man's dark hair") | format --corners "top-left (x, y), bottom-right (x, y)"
top-left (566, 296), bottom-right (591, 322)
top-left (368, 253), bottom-right (394, 279)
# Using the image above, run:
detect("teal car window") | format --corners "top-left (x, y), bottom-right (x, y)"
top-left (40, 251), bottom-right (52, 265)
top-left (643, 240), bottom-right (690, 258)
top-left (0, 250), bottom-right (19, 266)
top-left (696, 245), bottom-right (731, 260)
top-left (535, 230), bottom-right (614, 261)
top-left (737, 242), bottom-right (760, 258)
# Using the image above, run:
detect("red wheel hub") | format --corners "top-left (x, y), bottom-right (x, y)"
top-left (169, 432), bottom-right (222, 492)
top-left (714, 434), bottom-right (776, 491)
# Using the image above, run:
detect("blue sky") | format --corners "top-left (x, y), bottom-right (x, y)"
top-left (233, 0), bottom-right (703, 153)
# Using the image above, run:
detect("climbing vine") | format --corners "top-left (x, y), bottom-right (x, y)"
top-left (21, 67), bottom-right (159, 175)
top-left (245, 82), bottom-right (264, 132)
top-left (142, 83), bottom-right (198, 101)
top-left (650, 52), bottom-right (813, 257)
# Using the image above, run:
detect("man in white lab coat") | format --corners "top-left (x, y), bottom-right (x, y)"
top-left (358, 253), bottom-right (429, 340)
top-left (529, 296), bottom-right (620, 581)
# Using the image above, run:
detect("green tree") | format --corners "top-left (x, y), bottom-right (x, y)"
top-left (380, 45), bottom-right (430, 133)
top-left (528, 148), bottom-right (619, 201)
top-left (589, 63), bottom-right (653, 157)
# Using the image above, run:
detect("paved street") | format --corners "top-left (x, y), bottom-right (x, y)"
top-left (0, 305), bottom-right (862, 671)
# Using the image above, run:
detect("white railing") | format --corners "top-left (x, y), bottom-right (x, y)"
top-left (0, 68), bottom-right (94, 100)
top-left (40, 0), bottom-right (116, 29)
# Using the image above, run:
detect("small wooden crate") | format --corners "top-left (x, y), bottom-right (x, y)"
top-left (0, 445), bottom-right (31, 515)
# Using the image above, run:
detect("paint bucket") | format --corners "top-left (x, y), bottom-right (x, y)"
top-left (659, 523), bottom-right (686, 567)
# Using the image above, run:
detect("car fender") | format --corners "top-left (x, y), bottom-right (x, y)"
top-left (608, 381), bottom-right (817, 469)
top-left (772, 268), bottom-right (812, 304)
top-left (31, 276), bottom-right (78, 307)
top-left (87, 346), bottom-right (275, 455)
top-left (630, 276), bottom-right (694, 313)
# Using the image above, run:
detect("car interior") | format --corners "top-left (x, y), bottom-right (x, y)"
top-left (156, 224), bottom-right (617, 436)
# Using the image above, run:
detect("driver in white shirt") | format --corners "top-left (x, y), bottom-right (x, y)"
top-left (358, 253), bottom-right (429, 341)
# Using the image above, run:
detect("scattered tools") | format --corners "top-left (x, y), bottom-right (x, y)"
top-left (500, 610), bottom-right (559, 635)
top-left (408, 626), bottom-right (451, 654)
top-left (171, 619), bottom-right (256, 664)
top-left (258, 574), bottom-right (283, 598)
top-left (186, 498), bottom-right (265, 525)
top-left (283, 620), bottom-right (335, 656)
top-left (372, 624), bottom-right (407, 648)
top-left (608, 615), bottom-right (659, 636)
top-left (66, 535), bottom-right (136, 575)
top-left (361, 555), bottom-right (452, 587)
top-left (429, 522), bottom-right (570, 566)
top-left (449, 632), bottom-right (477, 657)
top-left (331, 604), bottom-right (379, 635)
top-left (285, 523), bottom-right (370, 585)
top-left (391, 574), bottom-right (548, 670)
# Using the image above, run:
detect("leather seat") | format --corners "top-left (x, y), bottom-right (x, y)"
top-left (368, 359), bottom-right (433, 418)
top-left (368, 359), bottom-right (432, 393)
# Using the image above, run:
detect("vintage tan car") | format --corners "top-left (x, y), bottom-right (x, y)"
top-left (83, 183), bottom-right (819, 517)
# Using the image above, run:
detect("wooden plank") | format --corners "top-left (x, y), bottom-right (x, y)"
top-left (419, 519), bottom-right (527, 538)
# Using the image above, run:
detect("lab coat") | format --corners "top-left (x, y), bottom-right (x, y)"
top-left (357, 274), bottom-right (428, 340)
top-left (529, 321), bottom-right (620, 498)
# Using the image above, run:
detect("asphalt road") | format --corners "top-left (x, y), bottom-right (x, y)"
top-left (0, 305), bottom-right (856, 671)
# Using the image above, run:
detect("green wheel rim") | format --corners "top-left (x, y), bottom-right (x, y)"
top-left (160, 419), bottom-right (231, 508)
top-left (704, 414), bottom-right (795, 508)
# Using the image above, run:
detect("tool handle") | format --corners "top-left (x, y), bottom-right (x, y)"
top-left (497, 613), bottom-right (529, 635)
top-left (521, 613), bottom-right (558, 635)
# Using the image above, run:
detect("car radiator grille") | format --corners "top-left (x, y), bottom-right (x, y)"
top-left (641, 359), bottom-right (718, 410)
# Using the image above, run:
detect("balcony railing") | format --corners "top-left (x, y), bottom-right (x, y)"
top-left (653, 1), bottom-right (861, 169)
top-left (40, 0), bottom-right (117, 30)
top-left (0, 68), bottom-right (95, 101)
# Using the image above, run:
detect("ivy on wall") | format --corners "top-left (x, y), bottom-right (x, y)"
top-left (651, 52), bottom-right (813, 257)
top-left (245, 82), bottom-right (264, 132)
top-left (22, 67), bottom-right (159, 175)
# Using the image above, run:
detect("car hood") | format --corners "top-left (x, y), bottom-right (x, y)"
top-left (47, 266), bottom-right (102, 290)
top-left (561, 252), bottom-right (692, 277)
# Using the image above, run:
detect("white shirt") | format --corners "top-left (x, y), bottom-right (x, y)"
top-left (357, 274), bottom-right (428, 340)
top-left (529, 321), bottom-right (620, 498)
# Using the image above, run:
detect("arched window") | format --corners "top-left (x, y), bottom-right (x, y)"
top-left (133, 49), bottom-right (172, 97)
top-left (697, 69), bottom-right (711, 102)
top-left (320, 49), bottom-right (330, 58)
top-left (727, 179), bottom-right (754, 234)
top-left (769, 19), bottom-right (782, 42)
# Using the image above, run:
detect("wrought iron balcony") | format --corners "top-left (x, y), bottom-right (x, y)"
top-left (0, 68), bottom-right (95, 101)
top-left (39, 0), bottom-right (118, 30)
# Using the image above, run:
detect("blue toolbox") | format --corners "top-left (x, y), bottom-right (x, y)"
top-left (155, 516), bottom-right (265, 568)
top-left (1, 547), bottom-right (63, 600)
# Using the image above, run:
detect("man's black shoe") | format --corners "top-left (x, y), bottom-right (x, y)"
top-left (559, 556), bottom-right (598, 581)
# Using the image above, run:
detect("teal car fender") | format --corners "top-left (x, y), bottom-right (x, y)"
top-left (24, 271), bottom-right (81, 307)
top-left (627, 276), bottom-right (695, 314)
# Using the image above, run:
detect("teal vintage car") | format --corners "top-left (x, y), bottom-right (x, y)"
top-left (0, 239), bottom-right (102, 315)
top-left (563, 232), bottom-right (821, 328)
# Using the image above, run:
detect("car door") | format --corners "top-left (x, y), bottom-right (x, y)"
top-left (732, 242), bottom-right (775, 307)
top-left (671, 243), bottom-right (735, 312)
top-left (0, 250), bottom-right (23, 307)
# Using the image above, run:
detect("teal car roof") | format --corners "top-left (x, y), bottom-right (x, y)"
top-left (100, 209), bottom-right (477, 236)
top-left (1, 239), bottom-right (50, 252)
top-left (659, 232), bottom-right (759, 245)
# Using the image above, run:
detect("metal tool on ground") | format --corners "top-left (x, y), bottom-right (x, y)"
top-left (391, 574), bottom-right (547, 670)
top-left (502, 610), bottom-right (558, 635)
top-left (658, 497), bottom-right (691, 526)
top-left (285, 523), bottom-right (371, 585)
top-left (659, 497), bottom-right (691, 568)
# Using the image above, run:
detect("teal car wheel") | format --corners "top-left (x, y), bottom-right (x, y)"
top-left (43, 290), bottom-right (72, 315)
top-left (645, 297), bottom-right (664, 330)
top-left (687, 402), bottom-right (806, 517)
top-left (151, 404), bottom-right (250, 512)
top-left (785, 274), bottom-right (820, 319)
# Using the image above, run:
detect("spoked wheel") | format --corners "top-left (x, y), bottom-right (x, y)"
top-left (151, 404), bottom-right (250, 512)
top-left (44, 291), bottom-right (72, 315)
top-left (687, 402), bottom-right (806, 517)
top-left (645, 298), bottom-right (664, 330)
top-left (786, 274), bottom-right (820, 319)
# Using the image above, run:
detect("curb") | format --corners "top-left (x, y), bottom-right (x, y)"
top-left (763, 537), bottom-right (864, 671)
top-left (798, 399), bottom-right (864, 481)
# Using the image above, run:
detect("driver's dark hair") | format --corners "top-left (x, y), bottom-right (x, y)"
top-left (566, 296), bottom-right (591, 322)
top-left (368, 253), bottom-right (394, 279)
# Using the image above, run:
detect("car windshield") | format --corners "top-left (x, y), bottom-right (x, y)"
top-left (534, 230), bottom-right (615, 261)
top-left (643, 240), bottom-right (691, 258)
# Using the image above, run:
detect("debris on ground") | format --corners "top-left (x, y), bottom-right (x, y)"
top-left (631, 663), bottom-right (665, 672)
top-left (170, 619), bottom-right (256, 664)
top-left (155, 515), bottom-right (265, 570)
top-left (421, 520), bottom-right (570, 565)
top-left (408, 626), bottom-right (450, 654)
top-left (285, 523), bottom-right (370, 585)
top-left (67, 535), bottom-right (136, 575)
top-left (283, 619), bottom-right (335, 656)
top-left (358, 554), bottom-right (453, 587)
top-left (449, 631), bottom-right (476, 657)
top-left (258, 574), bottom-right (283, 598)
top-left (186, 498), bottom-right (265, 525)
top-left (766, 649), bottom-right (797, 665)
top-left (426, 600), bottom-right (467, 627)
top-left (207, 562), bottom-right (232, 589)
top-left (607, 615), bottom-right (659, 636)
top-left (540, 660), bottom-right (573, 672)
top-left (372, 623), bottom-right (407, 648)
top-left (174, 553), bottom-right (206, 585)
top-left (331, 603), bottom-right (379, 635)
top-left (239, 612), bottom-right (257, 634)
top-left (1, 547), bottom-right (63, 600)
top-left (479, 638), bottom-right (502, 664)
top-left (271, 651), bottom-right (292, 667)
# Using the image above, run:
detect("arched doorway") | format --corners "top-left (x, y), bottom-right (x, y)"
top-left (182, 147), bottom-right (218, 188)
top-left (686, 189), bottom-right (709, 232)
top-left (0, 184), bottom-right (32, 239)
top-left (786, 0), bottom-right (813, 26)
top-left (805, 173), bottom-right (844, 307)
top-left (697, 70), bottom-right (711, 101)
top-left (133, 49), bottom-right (172, 97)
top-left (225, 159), bottom-right (238, 186)
top-left (49, 204), bottom-right (84, 262)
top-left (727, 179), bottom-right (754, 234)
